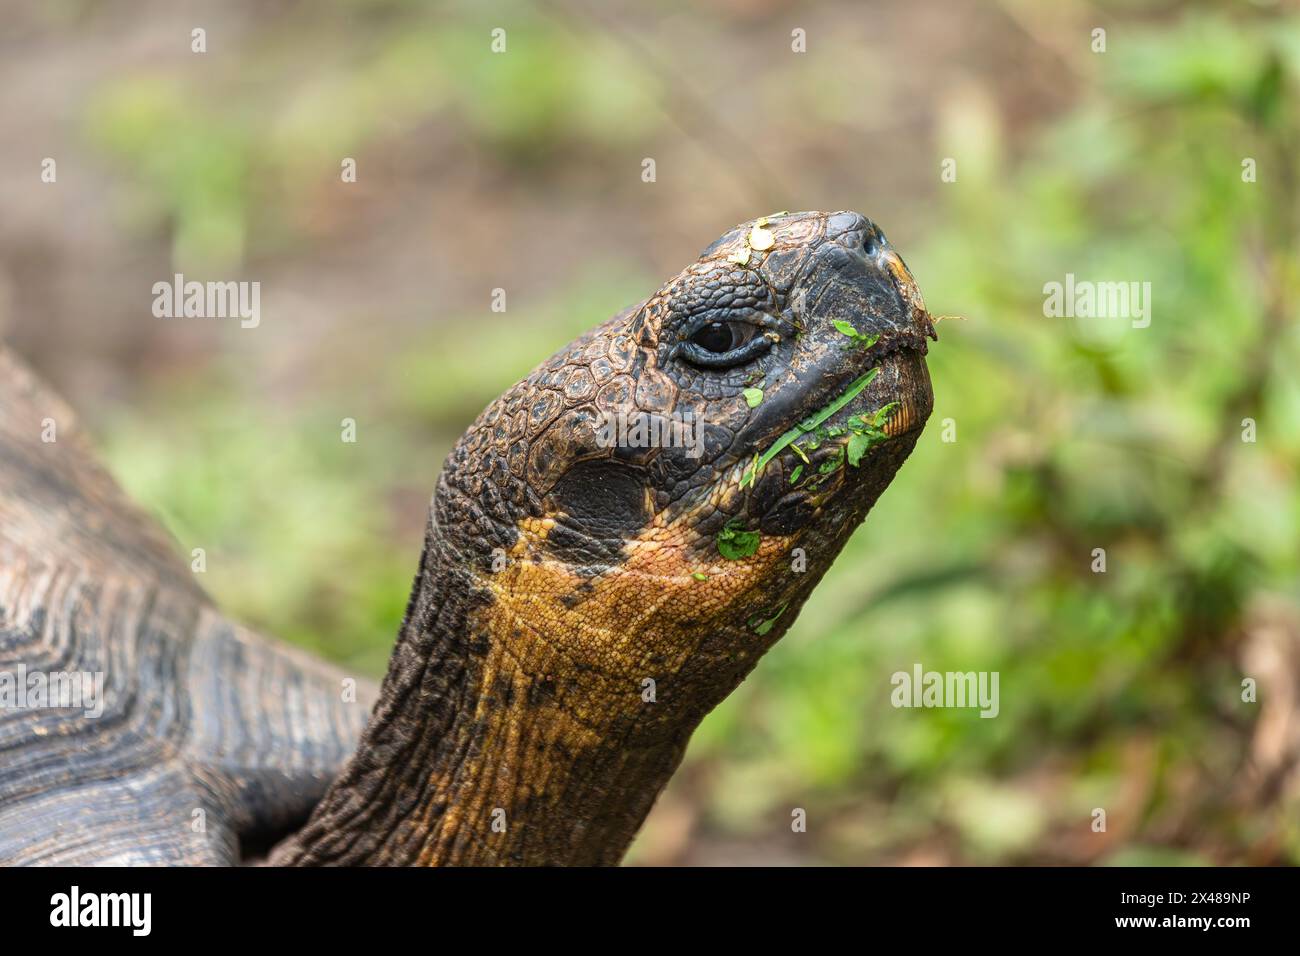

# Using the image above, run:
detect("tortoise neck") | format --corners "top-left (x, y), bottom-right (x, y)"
top-left (274, 521), bottom-right (688, 866)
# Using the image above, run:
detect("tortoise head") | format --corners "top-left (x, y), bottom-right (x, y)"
top-left (438, 210), bottom-right (934, 718)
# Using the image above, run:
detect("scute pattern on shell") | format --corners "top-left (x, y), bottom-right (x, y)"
top-left (0, 348), bottom-right (375, 865)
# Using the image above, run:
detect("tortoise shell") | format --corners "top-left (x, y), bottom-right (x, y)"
top-left (0, 347), bottom-right (373, 865)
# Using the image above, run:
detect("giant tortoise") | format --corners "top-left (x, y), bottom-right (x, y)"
top-left (0, 211), bottom-right (935, 865)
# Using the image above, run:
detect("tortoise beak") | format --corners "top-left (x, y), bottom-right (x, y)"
top-left (879, 249), bottom-right (938, 343)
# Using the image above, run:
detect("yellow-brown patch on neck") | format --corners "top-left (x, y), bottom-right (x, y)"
top-left (408, 514), bottom-right (801, 865)
top-left (481, 515), bottom-right (799, 681)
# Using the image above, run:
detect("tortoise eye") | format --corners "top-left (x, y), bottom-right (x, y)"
top-left (679, 320), bottom-right (770, 369)
top-left (691, 322), bottom-right (739, 353)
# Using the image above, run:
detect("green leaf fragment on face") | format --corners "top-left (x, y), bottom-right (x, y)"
top-left (819, 448), bottom-right (844, 474)
top-left (692, 572), bottom-right (709, 582)
top-left (846, 432), bottom-right (872, 467)
top-left (872, 401), bottom-right (900, 427)
top-left (842, 401), bottom-right (900, 466)
top-left (738, 367), bottom-right (880, 489)
top-left (716, 521), bottom-right (761, 560)
top-left (743, 387), bottom-right (764, 408)
top-left (750, 601), bottom-right (789, 635)
top-left (806, 367), bottom-right (878, 430)
top-left (831, 321), bottom-right (881, 352)
top-left (789, 464), bottom-right (803, 484)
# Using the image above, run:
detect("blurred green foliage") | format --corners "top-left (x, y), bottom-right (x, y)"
top-left (83, 2), bottom-right (1300, 864)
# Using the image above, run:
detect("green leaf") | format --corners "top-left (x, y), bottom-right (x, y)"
top-left (716, 521), bottom-right (761, 560)
top-left (740, 367), bottom-right (879, 488)
top-left (691, 571), bottom-right (709, 582)
top-left (832, 319), bottom-right (881, 352)
top-left (789, 464), bottom-right (803, 484)
top-left (816, 450), bottom-right (847, 476)
top-left (846, 432), bottom-right (872, 467)
top-left (848, 427), bottom-right (894, 466)
top-left (743, 387), bottom-right (764, 408)
top-left (750, 601), bottom-right (789, 635)
top-left (871, 401), bottom-right (900, 427)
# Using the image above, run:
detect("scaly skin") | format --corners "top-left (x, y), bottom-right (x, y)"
top-left (273, 210), bottom-right (936, 866)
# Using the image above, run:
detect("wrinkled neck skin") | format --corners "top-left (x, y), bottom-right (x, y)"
top-left (273, 430), bottom-right (918, 867)
top-left (275, 528), bottom-right (686, 867)
top-left (272, 555), bottom-right (684, 866)
top-left (272, 526), bottom-right (736, 866)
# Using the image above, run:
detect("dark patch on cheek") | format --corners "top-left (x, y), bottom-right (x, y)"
top-left (749, 467), bottom-right (788, 516)
top-left (543, 459), bottom-right (652, 567)
top-left (760, 497), bottom-right (816, 535)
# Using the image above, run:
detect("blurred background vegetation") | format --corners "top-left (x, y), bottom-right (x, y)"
top-left (1, 0), bottom-right (1298, 864)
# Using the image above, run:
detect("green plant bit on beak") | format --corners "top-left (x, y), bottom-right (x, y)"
top-left (740, 367), bottom-right (880, 487)
top-left (832, 320), bottom-right (881, 351)
top-left (846, 401), bottom-right (899, 467)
